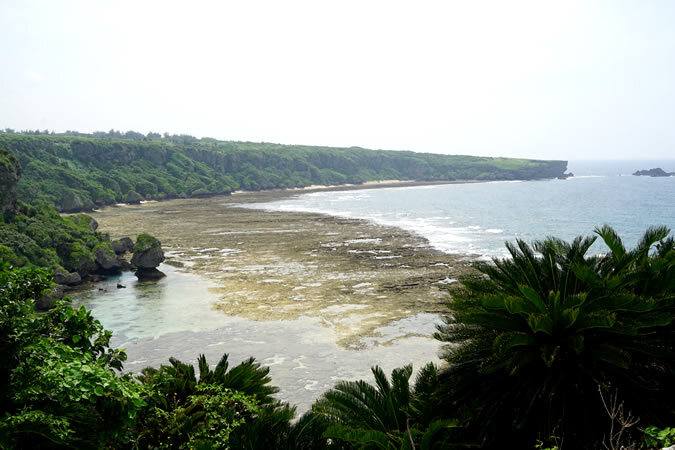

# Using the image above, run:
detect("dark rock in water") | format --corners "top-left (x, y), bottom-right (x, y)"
top-left (88, 274), bottom-right (107, 282)
top-left (633, 167), bottom-right (674, 177)
top-left (0, 148), bottom-right (20, 215)
top-left (95, 244), bottom-right (122, 271)
top-left (53, 268), bottom-right (82, 286)
top-left (111, 237), bottom-right (134, 254)
top-left (117, 283), bottom-right (126, 289)
top-left (36, 285), bottom-right (65, 311)
top-left (131, 234), bottom-right (165, 269)
top-left (135, 268), bottom-right (166, 280)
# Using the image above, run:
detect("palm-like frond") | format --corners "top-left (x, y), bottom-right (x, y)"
top-left (435, 226), bottom-right (675, 448)
top-left (312, 364), bottom-right (452, 448)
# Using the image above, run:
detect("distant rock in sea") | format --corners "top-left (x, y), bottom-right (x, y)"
top-left (632, 167), bottom-right (674, 177)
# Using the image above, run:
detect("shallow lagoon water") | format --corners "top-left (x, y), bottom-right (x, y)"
top-left (70, 265), bottom-right (443, 412)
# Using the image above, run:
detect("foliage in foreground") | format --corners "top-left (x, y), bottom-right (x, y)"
top-left (0, 265), bottom-right (143, 448)
top-left (0, 265), bottom-right (297, 448)
top-left (434, 225), bottom-right (675, 448)
top-left (309, 364), bottom-right (466, 449)
top-left (136, 353), bottom-right (298, 449)
top-left (1, 223), bottom-right (673, 448)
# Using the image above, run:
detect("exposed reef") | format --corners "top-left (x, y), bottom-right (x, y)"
top-left (86, 192), bottom-right (478, 348)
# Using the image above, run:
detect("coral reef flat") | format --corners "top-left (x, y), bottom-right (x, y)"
top-left (88, 190), bottom-right (474, 347)
top-left (73, 189), bottom-right (475, 411)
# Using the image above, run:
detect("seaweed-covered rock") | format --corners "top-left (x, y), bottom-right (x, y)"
top-left (61, 241), bottom-right (97, 276)
top-left (35, 284), bottom-right (64, 311)
top-left (111, 237), bottom-right (134, 254)
top-left (94, 243), bottom-right (122, 272)
top-left (131, 233), bottom-right (165, 269)
top-left (53, 267), bottom-right (82, 286)
top-left (0, 147), bottom-right (20, 215)
top-left (60, 190), bottom-right (95, 213)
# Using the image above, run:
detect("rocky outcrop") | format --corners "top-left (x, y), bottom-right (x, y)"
top-left (134, 267), bottom-right (166, 280)
top-left (35, 284), bottom-right (65, 311)
top-left (60, 190), bottom-right (95, 212)
top-left (53, 267), bottom-right (82, 286)
top-left (633, 167), bottom-right (674, 177)
top-left (0, 147), bottom-right (20, 215)
top-left (125, 190), bottom-right (142, 204)
top-left (111, 237), bottom-right (134, 254)
top-left (94, 243), bottom-right (122, 272)
top-left (131, 233), bottom-right (165, 280)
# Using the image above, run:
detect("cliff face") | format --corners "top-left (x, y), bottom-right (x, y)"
top-left (0, 133), bottom-right (569, 212)
top-left (0, 147), bottom-right (20, 214)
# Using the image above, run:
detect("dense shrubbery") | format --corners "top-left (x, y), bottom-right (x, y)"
top-left (0, 265), bottom-right (144, 448)
top-left (1, 225), bottom-right (672, 448)
top-left (0, 204), bottom-right (103, 271)
top-left (0, 203), bottom-right (106, 273)
top-left (0, 133), bottom-right (568, 212)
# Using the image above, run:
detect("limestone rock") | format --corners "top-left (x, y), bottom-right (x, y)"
top-left (94, 244), bottom-right (122, 271)
top-left (35, 284), bottom-right (64, 311)
top-left (131, 233), bottom-right (165, 269)
top-left (53, 268), bottom-right (82, 286)
top-left (111, 237), bottom-right (134, 254)
top-left (60, 191), bottom-right (95, 212)
top-left (125, 190), bottom-right (142, 204)
top-left (135, 268), bottom-right (166, 281)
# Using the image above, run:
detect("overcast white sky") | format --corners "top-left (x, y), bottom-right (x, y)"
top-left (1, 1), bottom-right (674, 160)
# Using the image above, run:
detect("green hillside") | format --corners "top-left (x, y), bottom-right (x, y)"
top-left (0, 133), bottom-right (568, 212)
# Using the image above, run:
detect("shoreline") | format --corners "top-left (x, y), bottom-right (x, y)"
top-left (93, 178), bottom-right (485, 214)
top-left (72, 185), bottom-right (478, 412)
top-left (83, 192), bottom-right (477, 348)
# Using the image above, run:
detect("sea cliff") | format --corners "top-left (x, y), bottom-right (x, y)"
top-left (0, 133), bottom-right (569, 213)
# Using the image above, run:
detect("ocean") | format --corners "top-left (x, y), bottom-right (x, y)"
top-left (247, 160), bottom-right (675, 259)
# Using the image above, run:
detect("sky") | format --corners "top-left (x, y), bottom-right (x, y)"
top-left (1, 1), bottom-right (674, 160)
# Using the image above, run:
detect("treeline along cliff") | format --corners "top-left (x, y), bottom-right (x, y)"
top-left (0, 133), bottom-right (569, 212)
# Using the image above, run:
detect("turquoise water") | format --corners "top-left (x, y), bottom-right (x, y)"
top-left (249, 160), bottom-right (675, 258)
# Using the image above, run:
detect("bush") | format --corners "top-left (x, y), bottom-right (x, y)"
top-left (434, 226), bottom-right (675, 448)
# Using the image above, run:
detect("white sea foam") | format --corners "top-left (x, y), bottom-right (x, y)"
top-left (242, 173), bottom-right (674, 259)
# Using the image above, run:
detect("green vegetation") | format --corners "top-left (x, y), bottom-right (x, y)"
top-left (136, 354), bottom-right (295, 449)
top-left (0, 136), bottom-right (670, 449)
top-left (434, 225), bottom-right (675, 448)
top-left (2, 225), bottom-right (671, 448)
top-left (0, 132), bottom-right (568, 212)
top-left (0, 203), bottom-right (106, 273)
top-left (0, 265), bottom-right (144, 448)
top-left (133, 233), bottom-right (161, 253)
